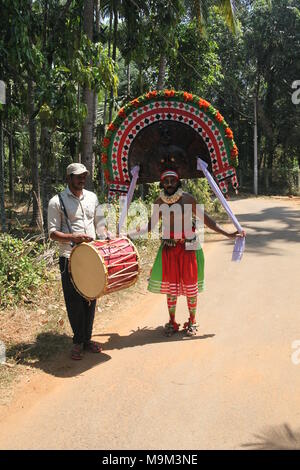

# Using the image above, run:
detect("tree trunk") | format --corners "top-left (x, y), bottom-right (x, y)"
top-left (139, 64), bottom-right (144, 95)
top-left (157, 53), bottom-right (167, 90)
top-left (28, 80), bottom-right (43, 229)
top-left (13, 139), bottom-right (18, 178)
top-left (95, 0), bottom-right (100, 29)
top-left (103, 4), bottom-right (113, 129)
top-left (94, 0), bottom-right (100, 160)
top-left (8, 130), bottom-right (14, 205)
top-left (109, 2), bottom-right (118, 123)
top-left (0, 117), bottom-right (6, 232)
top-left (81, 89), bottom-right (95, 190)
top-left (81, 0), bottom-right (95, 190)
top-left (127, 62), bottom-right (131, 98)
top-left (76, 84), bottom-right (81, 163)
top-left (6, 83), bottom-right (14, 205)
top-left (40, 123), bottom-right (52, 234)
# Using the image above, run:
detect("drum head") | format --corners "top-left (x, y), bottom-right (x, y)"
top-left (69, 243), bottom-right (106, 299)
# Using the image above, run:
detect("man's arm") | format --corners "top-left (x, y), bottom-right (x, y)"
top-left (191, 197), bottom-right (244, 239)
top-left (49, 231), bottom-right (93, 244)
top-left (48, 196), bottom-right (93, 244)
top-left (203, 212), bottom-right (237, 238)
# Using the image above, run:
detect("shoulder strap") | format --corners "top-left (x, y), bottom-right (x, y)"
top-left (58, 193), bottom-right (73, 234)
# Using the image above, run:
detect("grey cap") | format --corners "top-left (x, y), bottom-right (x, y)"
top-left (66, 163), bottom-right (90, 176)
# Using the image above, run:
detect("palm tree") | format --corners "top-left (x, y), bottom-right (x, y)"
top-left (101, 0), bottom-right (145, 119)
top-left (187, 0), bottom-right (237, 33)
top-left (28, 80), bottom-right (43, 230)
top-left (156, 0), bottom-right (238, 90)
top-left (81, 0), bottom-right (95, 190)
top-left (149, 0), bottom-right (184, 90)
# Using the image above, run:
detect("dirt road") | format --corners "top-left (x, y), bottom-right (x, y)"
top-left (1, 197), bottom-right (300, 450)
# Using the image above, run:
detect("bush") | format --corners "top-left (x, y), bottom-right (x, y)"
top-left (145, 182), bottom-right (161, 204)
top-left (182, 178), bottom-right (220, 214)
top-left (0, 234), bottom-right (50, 308)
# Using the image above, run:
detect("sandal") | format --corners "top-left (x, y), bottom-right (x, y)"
top-left (183, 320), bottom-right (198, 337)
top-left (71, 343), bottom-right (83, 360)
top-left (84, 340), bottom-right (102, 353)
top-left (164, 321), bottom-right (180, 337)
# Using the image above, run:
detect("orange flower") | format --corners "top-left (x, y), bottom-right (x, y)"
top-left (164, 89), bottom-right (175, 98)
top-left (215, 111), bottom-right (224, 123)
top-left (198, 98), bottom-right (210, 110)
top-left (102, 137), bottom-right (110, 148)
top-left (118, 108), bottom-right (126, 118)
top-left (130, 98), bottom-right (140, 107)
top-left (225, 128), bottom-right (234, 140)
top-left (146, 90), bottom-right (157, 99)
top-left (101, 153), bottom-right (108, 164)
top-left (183, 92), bottom-right (193, 102)
top-left (104, 169), bottom-right (110, 181)
top-left (108, 123), bottom-right (116, 131)
top-left (231, 145), bottom-right (238, 157)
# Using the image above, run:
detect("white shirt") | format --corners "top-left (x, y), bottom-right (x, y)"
top-left (48, 187), bottom-right (103, 258)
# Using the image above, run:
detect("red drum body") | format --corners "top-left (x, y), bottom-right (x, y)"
top-left (69, 237), bottom-right (140, 300)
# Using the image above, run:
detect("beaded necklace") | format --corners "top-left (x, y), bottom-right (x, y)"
top-left (159, 188), bottom-right (183, 204)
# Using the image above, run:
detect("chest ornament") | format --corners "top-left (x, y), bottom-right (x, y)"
top-left (159, 188), bottom-right (183, 204)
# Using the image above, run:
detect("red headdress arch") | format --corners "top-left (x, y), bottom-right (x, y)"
top-left (101, 90), bottom-right (239, 200)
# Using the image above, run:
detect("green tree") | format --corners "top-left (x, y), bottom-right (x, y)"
top-left (243, 0), bottom-right (300, 177)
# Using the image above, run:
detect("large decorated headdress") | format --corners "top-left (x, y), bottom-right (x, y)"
top-left (101, 90), bottom-right (239, 200)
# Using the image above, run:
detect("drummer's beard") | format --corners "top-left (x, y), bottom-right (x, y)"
top-left (68, 174), bottom-right (86, 193)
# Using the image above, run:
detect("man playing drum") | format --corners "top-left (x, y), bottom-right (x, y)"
top-left (130, 169), bottom-right (245, 336)
top-left (48, 163), bottom-right (104, 360)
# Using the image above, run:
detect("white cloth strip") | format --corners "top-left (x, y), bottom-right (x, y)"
top-left (197, 158), bottom-right (245, 262)
top-left (118, 165), bottom-right (140, 233)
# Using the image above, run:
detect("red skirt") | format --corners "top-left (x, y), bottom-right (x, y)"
top-left (148, 242), bottom-right (205, 297)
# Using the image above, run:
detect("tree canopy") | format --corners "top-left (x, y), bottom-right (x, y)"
top-left (0, 0), bottom-right (299, 232)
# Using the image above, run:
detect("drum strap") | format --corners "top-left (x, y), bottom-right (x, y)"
top-left (58, 193), bottom-right (74, 246)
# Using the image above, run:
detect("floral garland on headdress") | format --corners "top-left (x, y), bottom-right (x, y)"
top-left (101, 90), bottom-right (239, 186)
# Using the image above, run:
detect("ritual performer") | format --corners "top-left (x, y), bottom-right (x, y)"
top-left (48, 163), bottom-right (105, 360)
top-left (130, 169), bottom-right (245, 337)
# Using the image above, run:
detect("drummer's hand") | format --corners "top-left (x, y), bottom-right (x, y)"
top-left (106, 230), bottom-right (116, 240)
top-left (127, 231), bottom-right (135, 240)
top-left (71, 233), bottom-right (93, 244)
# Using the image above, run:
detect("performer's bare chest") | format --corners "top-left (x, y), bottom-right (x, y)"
top-left (159, 196), bottom-right (192, 230)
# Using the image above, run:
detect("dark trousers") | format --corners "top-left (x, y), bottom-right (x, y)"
top-left (59, 257), bottom-right (96, 345)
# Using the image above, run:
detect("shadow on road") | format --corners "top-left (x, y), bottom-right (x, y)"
top-left (6, 332), bottom-right (111, 378)
top-left (6, 327), bottom-right (214, 378)
top-left (94, 326), bottom-right (215, 351)
top-left (219, 205), bottom-right (300, 256)
top-left (241, 423), bottom-right (300, 450)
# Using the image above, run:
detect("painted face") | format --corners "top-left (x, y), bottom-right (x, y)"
top-left (69, 172), bottom-right (87, 192)
top-left (162, 176), bottom-right (179, 195)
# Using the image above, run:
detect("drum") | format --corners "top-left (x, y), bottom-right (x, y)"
top-left (69, 237), bottom-right (140, 300)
